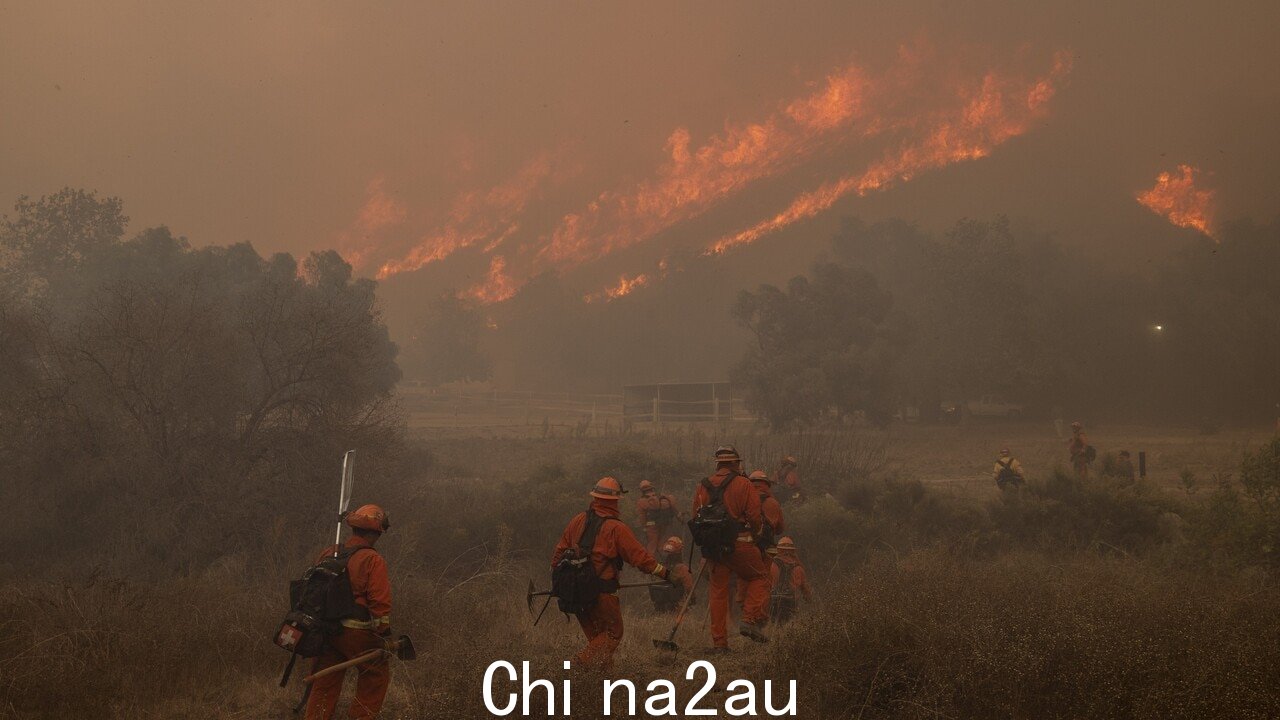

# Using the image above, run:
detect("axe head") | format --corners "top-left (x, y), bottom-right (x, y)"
top-left (391, 634), bottom-right (417, 661)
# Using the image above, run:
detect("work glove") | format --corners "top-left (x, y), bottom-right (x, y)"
top-left (653, 564), bottom-right (670, 581)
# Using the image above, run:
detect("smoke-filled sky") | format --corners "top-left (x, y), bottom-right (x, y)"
top-left (4, 1), bottom-right (1278, 317)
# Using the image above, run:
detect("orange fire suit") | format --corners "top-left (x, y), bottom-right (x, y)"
top-left (737, 482), bottom-right (784, 606)
top-left (1069, 431), bottom-right (1090, 480)
top-left (776, 465), bottom-right (801, 498)
top-left (693, 468), bottom-right (770, 647)
top-left (305, 536), bottom-right (392, 720)
top-left (770, 555), bottom-right (811, 600)
top-left (649, 551), bottom-right (696, 612)
top-left (636, 492), bottom-right (680, 555)
top-left (552, 499), bottom-right (665, 669)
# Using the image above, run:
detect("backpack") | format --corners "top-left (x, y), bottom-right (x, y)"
top-left (551, 511), bottom-right (619, 615)
top-left (1084, 445), bottom-right (1097, 463)
top-left (995, 459), bottom-right (1021, 487)
top-left (688, 474), bottom-right (746, 561)
top-left (649, 496), bottom-right (677, 527)
top-left (771, 558), bottom-right (797, 600)
top-left (756, 491), bottom-right (777, 553)
top-left (273, 545), bottom-right (376, 659)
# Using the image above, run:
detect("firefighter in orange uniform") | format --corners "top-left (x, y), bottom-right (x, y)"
top-left (305, 504), bottom-right (393, 720)
top-left (635, 480), bottom-right (682, 555)
top-left (551, 477), bottom-right (669, 670)
top-left (737, 470), bottom-right (784, 608)
top-left (649, 536), bottom-right (697, 612)
top-left (769, 537), bottom-right (812, 624)
top-left (694, 446), bottom-right (771, 650)
top-left (776, 456), bottom-right (801, 501)
top-left (1068, 421), bottom-right (1091, 481)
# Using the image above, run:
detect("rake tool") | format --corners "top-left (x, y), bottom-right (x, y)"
top-left (652, 557), bottom-right (707, 652)
top-left (526, 579), bottom-right (673, 626)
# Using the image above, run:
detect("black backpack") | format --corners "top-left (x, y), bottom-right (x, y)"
top-left (995, 459), bottom-right (1022, 487)
top-left (771, 558), bottom-right (797, 599)
top-left (688, 474), bottom-right (746, 561)
top-left (274, 546), bottom-right (376, 659)
top-left (756, 490), bottom-right (777, 553)
top-left (551, 511), bottom-right (619, 615)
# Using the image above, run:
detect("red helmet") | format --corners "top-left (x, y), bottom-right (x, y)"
top-left (590, 476), bottom-right (627, 499)
top-left (346, 504), bottom-right (390, 532)
top-left (749, 470), bottom-right (771, 485)
top-left (661, 536), bottom-right (683, 554)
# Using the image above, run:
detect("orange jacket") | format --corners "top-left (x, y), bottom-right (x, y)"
top-left (692, 467), bottom-right (762, 535)
top-left (756, 484), bottom-right (785, 536)
top-left (552, 500), bottom-right (661, 582)
top-left (662, 552), bottom-right (695, 594)
top-left (1069, 432), bottom-right (1089, 460)
top-left (637, 493), bottom-right (680, 527)
top-left (777, 466), bottom-right (800, 489)
top-left (316, 536), bottom-right (392, 624)
top-left (771, 555), bottom-right (811, 600)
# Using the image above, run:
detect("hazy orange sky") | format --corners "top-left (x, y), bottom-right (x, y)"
top-left (4, 1), bottom-right (1278, 310)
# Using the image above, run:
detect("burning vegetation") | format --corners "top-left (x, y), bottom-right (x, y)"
top-left (1136, 164), bottom-right (1218, 238)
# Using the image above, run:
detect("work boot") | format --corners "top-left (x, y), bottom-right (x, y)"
top-left (739, 622), bottom-right (769, 643)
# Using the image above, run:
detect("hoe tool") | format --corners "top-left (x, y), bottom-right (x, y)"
top-left (302, 634), bottom-right (417, 684)
top-left (653, 557), bottom-right (708, 653)
top-left (526, 578), bottom-right (675, 626)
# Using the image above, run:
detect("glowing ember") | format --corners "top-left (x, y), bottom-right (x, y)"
top-left (1136, 165), bottom-right (1217, 238)
top-left (707, 52), bottom-right (1073, 255)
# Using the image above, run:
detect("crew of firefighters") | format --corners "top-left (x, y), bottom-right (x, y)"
top-left (301, 429), bottom-right (1151, 716)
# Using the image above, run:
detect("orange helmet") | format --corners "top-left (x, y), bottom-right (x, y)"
top-left (782, 455), bottom-right (797, 466)
top-left (776, 536), bottom-right (796, 551)
top-left (346, 504), bottom-right (390, 532)
top-left (639, 480), bottom-right (655, 493)
top-left (749, 470), bottom-right (770, 484)
top-left (590, 476), bottom-right (627, 499)
top-left (713, 445), bottom-right (741, 463)
top-left (661, 536), bottom-right (683, 554)
top-left (1000, 448), bottom-right (1010, 456)
top-left (1071, 421), bottom-right (1083, 430)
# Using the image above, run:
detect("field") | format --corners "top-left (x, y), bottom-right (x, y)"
top-left (4, 419), bottom-right (1279, 719)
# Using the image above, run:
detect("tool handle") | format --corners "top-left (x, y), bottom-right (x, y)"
top-left (667, 558), bottom-right (708, 640)
top-left (303, 648), bottom-right (384, 683)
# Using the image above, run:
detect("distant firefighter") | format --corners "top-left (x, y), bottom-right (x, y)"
top-left (775, 455), bottom-right (802, 501)
top-left (769, 537), bottom-right (812, 625)
top-left (738, 470), bottom-right (785, 610)
top-left (1068, 421), bottom-right (1094, 481)
top-left (648, 536), bottom-right (696, 613)
top-left (993, 448), bottom-right (1026, 489)
top-left (636, 479), bottom-right (682, 555)
top-left (1112, 450), bottom-right (1137, 483)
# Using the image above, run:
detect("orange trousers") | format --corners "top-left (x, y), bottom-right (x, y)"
top-left (736, 547), bottom-right (773, 608)
top-left (644, 525), bottom-right (661, 555)
top-left (709, 542), bottom-right (769, 647)
top-left (574, 593), bottom-right (624, 670)
top-left (305, 629), bottom-right (390, 720)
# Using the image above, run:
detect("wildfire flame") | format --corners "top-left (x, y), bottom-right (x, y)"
top-left (348, 44), bottom-right (1072, 305)
top-left (707, 52), bottom-right (1073, 254)
top-left (463, 255), bottom-right (518, 304)
top-left (372, 155), bottom-right (554, 279)
top-left (338, 176), bottom-right (406, 269)
top-left (584, 272), bottom-right (652, 303)
top-left (1136, 165), bottom-right (1217, 239)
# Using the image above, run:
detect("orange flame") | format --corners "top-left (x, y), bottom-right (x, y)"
top-left (538, 66), bottom-right (873, 269)
top-left (1136, 165), bottom-right (1216, 238)
top-left (373, 156), bottom-right (553, 279)
top-left (584, 272), bottom-right (651, 303)
top-left (338, 176), bottom-right (406, 269)
top-left (463, 255), bottom-right (518, 304)
top-left (707, 52), bottom-right (1073, 254)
